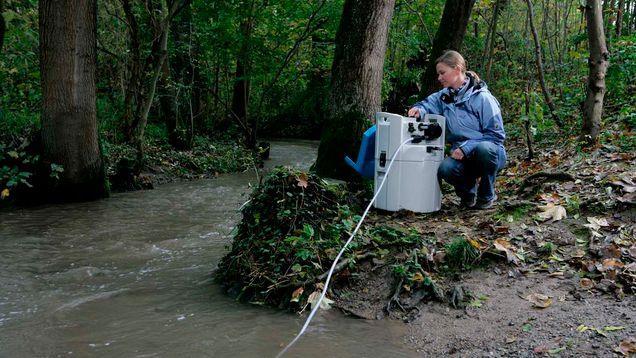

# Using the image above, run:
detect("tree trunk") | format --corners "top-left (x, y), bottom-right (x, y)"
top-left (616, 0), bottom-right (624, 35)
top-left (624, 0), bottom-right (631, 34)
top-left (560, 0), bottom-right (575, 64)
top-left (420, 0), bottom-right (476, 97)
top-left (609, 0), bottom-right (616, 39)
top-left (134, 21), bottom-right (169, 166)
top-left (524, 80), bottom-right (534, 160)
top-left (231, 2), bottom-right (256, 149)
top-left (484, 0), bottom-right (502, 81)
top-left (541, 0), bottom-right (556, 71)
top-left (629, 0), bottom-right (636, 34)
top-left (159, 56), bottom-right (180, 148)
top-left (121, 0), bottom-right (142, 143)
top-left (582, 0), bottom-right (609, 144)
top-left (314, 0), bottom-right (396, 179)
top-left (603, 0), bottom-right (611, 36)
top-left (630, 0), bottom-right (635, 33)
top-left (119, 0), bottom-right (189, 165)
top-left (39, 0), bottom-right (107, 201)
top-left (525, 0), bottom-right (563, 127)
top-left (0, 0), bottom-right (5, 52)
top-left (163, 2), bottom-right (194, 149)
top-left (523, 13), bottom-right (534, 160)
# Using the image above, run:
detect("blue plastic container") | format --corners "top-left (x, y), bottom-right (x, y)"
top-left (344, 125), bottom-right (376, 179)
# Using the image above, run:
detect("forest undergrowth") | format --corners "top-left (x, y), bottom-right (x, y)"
top-left (216, 111), bottom-right (635, 320)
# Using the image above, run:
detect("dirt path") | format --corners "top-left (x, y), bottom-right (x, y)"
top-left (405, 269), bottom-right (635, 356)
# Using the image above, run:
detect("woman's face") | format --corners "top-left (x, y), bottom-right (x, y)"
top-left (436, 62), bottom-right (463, 89)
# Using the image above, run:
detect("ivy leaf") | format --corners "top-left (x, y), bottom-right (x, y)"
top-left (291, 263), bottom-right (302, 272)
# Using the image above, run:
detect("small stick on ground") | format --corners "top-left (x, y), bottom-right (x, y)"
top-left (517, 171), bottom-right (575, 193)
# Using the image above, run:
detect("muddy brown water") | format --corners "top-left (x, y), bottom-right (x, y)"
top-left (0, 140), bottom-right (414, 357)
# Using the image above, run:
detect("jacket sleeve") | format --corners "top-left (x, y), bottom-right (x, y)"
top-left (458, 92), bottom-right (506, 156)
top-left (411, 91), bottom-right (444, 118)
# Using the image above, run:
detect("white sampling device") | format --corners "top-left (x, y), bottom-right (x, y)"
top-left (374, 112), bottom-right (446, 213)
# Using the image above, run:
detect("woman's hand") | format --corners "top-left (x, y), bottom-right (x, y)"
top-left (451, 148), bottom-right (464, 160)
top-left (407, 108), bottom-right (420, 118)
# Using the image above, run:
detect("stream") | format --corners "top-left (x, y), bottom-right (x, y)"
top-left (0, 140), bottom-right (415, 357)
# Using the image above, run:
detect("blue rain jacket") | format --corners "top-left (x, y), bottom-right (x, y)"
top-left (411, 80), bottom-right (506, 157)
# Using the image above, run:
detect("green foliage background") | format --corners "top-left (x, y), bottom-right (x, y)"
top-left (1, 0), bottom-right (635, 198)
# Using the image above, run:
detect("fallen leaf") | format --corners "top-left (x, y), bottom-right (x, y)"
top-left (576, 324), bottom-right (589, 333)
top-left (307, 290), bottom-right (334, 310)
top-left (601, 258), bottom-right (625, 271)
top-left (594, 327), bottom-right (608, 337)
top-left (537, 203), bottom-right (567, 221)
top-left (616, 337), bottom-right (636, 356)
top-left (296, 173), bottom-right (309, 188)
top-left (290, 287), bottom-right (304, 303)
top-left (433, 251), bottom-right (446, 263)
top-left (604, 326), bottom-right (626, 332)
top-left (585, 217), bottom-right (610, 231)
top-left (524, 293), bottom-right (553, 308)
top-left (548, 347), bottom-right (566, 354)
top-left (611, 180), bottom-right (636, 193)
top-left (493, 225), bottom-right (510, 235)
top-left (570, 248), bottom-right (586, 259)
top-left (533, 338), bottom-right (562, 353)
top-left (494, 239), bottom-right (520, 265)
top-left (602, 244), bottom-right (622, 259)
top-left (412, 272), bottom-right (424, 283)
top-left (538, 192), bottom-right (562, 203)
top-left (468, 238), bottom-right (485, 250)
top-left (506, 336), bottom-right (517, 344)
top-left (580, 278), bottom-right (594, 290)
top-left (617, 192), bottom-right (636, 204)
top-left (0, 188), bottom-right (9, 200)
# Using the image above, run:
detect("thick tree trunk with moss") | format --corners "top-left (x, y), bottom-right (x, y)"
top-left (314, 0), bottom-right (395, 179)
top-left (582, 0), bottom-right (609, 144)
top-left (420, 0), bottom-right (476, 97)
top-left (39, 0), bottom-right (108, 201)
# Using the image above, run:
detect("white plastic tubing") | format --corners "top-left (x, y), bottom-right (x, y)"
top-left (276, 137), bottom-right (413, 358)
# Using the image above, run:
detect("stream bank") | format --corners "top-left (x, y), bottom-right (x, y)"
top-left (218, 135), bottom-right (636, 356)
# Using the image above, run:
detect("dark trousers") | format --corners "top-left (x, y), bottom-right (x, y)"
top-left (437, 142), bottom-right (507, 202)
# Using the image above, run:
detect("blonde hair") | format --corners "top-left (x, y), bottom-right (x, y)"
top-left (436, 50), bottom-right (481, 82)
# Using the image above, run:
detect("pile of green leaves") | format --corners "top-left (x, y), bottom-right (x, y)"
top-left (216, 167), bottom-right (354, 309)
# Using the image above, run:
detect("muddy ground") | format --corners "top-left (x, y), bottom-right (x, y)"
top-left (330, 139), bottom-right (636, 356)
top-left (331, 205), bottom-right (635, 356)
top-left (403, 271), bottom-right (634, 357)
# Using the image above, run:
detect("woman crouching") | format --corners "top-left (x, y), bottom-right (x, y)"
top-left (408, 50), bottom-right (506, 209)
